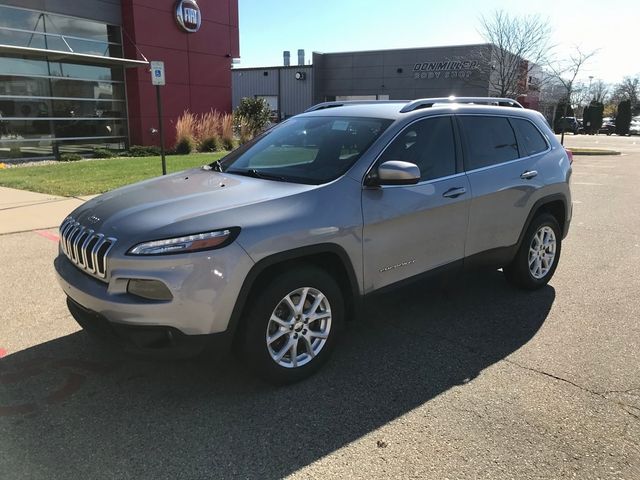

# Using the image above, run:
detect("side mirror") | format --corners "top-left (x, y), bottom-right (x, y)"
top-left (369, 160), bottom-right (420, 186)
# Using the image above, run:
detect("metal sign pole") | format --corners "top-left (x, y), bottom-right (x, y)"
top-left (150, 60), bottom-right (167, 175)
top-left (156, 85), bottom-right (166, 175)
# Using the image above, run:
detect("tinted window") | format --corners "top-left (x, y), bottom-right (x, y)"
top-left (460, 116), bottom-right (519, 170)
top-left (379, 116), bottom-right (456, 181)
top-left (511, 118), bottom-right (548, 157)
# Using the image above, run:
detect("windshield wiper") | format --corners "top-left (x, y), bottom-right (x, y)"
top-left (226, 168), bottom-right (288, 182)
top-left (207, 160), bottom-right (223, 172)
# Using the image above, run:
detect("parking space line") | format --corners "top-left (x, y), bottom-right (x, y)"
top-left (34, 230), bottom-right (59, 242)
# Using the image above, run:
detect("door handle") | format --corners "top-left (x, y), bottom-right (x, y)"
top-left (520, 170), bottom-right (538, 180)
top-left (442, 187), bottom-right (466, 198)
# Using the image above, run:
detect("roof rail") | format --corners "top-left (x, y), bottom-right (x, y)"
top-left (304, 100), bottom-right (404, 113)
top-left (399, 97), bottom-right (523, 113)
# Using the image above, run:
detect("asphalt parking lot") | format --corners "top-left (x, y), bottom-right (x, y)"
top-left (1, 136), bottom-right (639, 479)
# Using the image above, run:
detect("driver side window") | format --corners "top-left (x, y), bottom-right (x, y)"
top-left (379, 116), bottom-right (456, 182)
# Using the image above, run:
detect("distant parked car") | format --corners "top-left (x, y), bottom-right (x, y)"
top-left (554, 117), bottom-right (579, 134)
top-left (630, 116), bottom-right (640, 136)
top-left (576, 118), bottom-right (585, 134)
top-left (598, 117), bottom-right (615, 135)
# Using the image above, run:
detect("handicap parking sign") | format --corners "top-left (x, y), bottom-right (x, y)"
top-left (150, 61), bottom-right (165, 86)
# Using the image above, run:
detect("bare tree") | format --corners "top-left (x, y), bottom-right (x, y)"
top-left (478, 10), bottom-right (553, 98)
top-left (547, 47), bottom-right (597, 144)
top-left (613, 75), bottom-right (639, 106)
top-left (590, 79), bottom-right (609, 103)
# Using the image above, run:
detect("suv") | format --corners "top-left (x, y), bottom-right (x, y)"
top-left (554, 116), bottom-right (579, 134)
top-left (55, 97), bottom-right (572, 384)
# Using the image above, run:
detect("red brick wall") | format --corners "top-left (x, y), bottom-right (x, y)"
top-left (121, 0), bottom-right (239, 148)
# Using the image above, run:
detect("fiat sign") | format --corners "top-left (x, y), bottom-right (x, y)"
top-left (175, 0), bottom-right (201, 33)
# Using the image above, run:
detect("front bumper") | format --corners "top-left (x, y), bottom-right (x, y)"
top-left (66, 297), bottom-right (230, 357)
top-left (54, 242), bottom-right (255, 337)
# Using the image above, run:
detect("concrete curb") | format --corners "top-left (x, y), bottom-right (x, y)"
top-left (569, 149), bottom-right (621, 156)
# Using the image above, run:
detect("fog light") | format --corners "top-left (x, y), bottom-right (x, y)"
top-left (127, 279), bottom-right (173, 301)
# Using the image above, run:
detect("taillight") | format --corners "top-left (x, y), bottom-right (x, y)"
top-left (565, 148), bottom-right (574, 165)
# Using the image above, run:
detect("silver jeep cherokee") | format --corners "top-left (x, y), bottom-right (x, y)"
top-left (55, 97), bottom-right (572, 384)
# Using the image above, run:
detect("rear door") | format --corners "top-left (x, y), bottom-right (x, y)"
top-left (362, 115), bottom-right (471, 292)
top-left (458, 115), bottom-right (549, 256)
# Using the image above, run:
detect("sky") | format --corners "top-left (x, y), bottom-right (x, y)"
top-left (237, 0), bottom-right (639, 84)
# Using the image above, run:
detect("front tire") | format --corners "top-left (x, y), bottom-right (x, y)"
top-left (504, 213), bottom-right (562, 290)
top-left (241, 266), bottom-right (344, 384)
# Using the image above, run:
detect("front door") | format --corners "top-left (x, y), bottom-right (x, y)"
top-left (362, 116), bottom-right (470, 292)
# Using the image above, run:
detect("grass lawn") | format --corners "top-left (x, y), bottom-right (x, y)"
top-left (0, 152), bottom-right (227, 197)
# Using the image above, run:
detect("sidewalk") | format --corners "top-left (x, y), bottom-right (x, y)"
top-left (0, 187), bottom-right (96, 235)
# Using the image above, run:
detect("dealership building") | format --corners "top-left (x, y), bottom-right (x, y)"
top-left (232, 44), bottom-right (542, 120)
top-left (0, 0), bottom-right (238, 161)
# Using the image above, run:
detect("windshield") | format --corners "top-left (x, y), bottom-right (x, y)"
top-left (218, 116), bottom-right (393, 184)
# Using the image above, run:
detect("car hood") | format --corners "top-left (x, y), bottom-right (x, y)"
top-left (68, 168), bottom-right (316, 244)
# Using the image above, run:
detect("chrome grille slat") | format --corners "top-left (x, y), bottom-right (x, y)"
top-left (58, 216), bottom-right (117, 280)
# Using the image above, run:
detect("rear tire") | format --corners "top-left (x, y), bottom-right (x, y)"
top-left (241, 266), bottom-right (344, 385)
top-left (504, 213), bottom-right (562, 290)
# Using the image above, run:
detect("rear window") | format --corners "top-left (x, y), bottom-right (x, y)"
top-left (459, 116), bottom-right (519, 170)
top-left (511, 118), bottom-right (548, 157)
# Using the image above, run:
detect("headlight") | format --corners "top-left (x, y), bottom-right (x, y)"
top-left (127, 228), bottom-right (239, 255)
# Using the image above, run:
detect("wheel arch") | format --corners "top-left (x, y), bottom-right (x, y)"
top-left (228, 243), bottom-right (361, 348)
top-left (517, 194), bottom-right (569, 250)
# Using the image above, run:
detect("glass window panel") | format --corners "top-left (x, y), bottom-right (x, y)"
top-left (0, 6), bottom-right (44, 31)
top-left (0, 97), bottom-right (51, 117)
top-left (379, 116), bottom-right (456, 181)
top-left (0, 29), bottom-right (46, 49)
top-left (53, 119), bottom-right (127, 138)
top-left (50, 79), bottom-right (125, 100)
top-left (65, 38), bottom-right (122, 58)
top-left (0, 119), bottom-right (53, 138)
top-left (0, 75), bottom-right (51, 97)
top-left (459, 116), bottom-right (520, 170)
top-left (58, 139), bottom-right (126, 154)
top-left (511, 118), bottom-right (549, 157)
top-left (0, 57), bottom-right (49, 76)
top-left (42, 14), bottom-right (114, 43)
top-left (51, 100), bottom-right (126, 118)
top-left (48, 62), bottom-right (124, 82)
top-left (0, 98), bottom-right (125, 119)
top-left (0, 76), bottom-right (124, 101)
top-left (1, 119), bottom-right (127, 139)
top-left (0, 143), bottom-right (53, 161)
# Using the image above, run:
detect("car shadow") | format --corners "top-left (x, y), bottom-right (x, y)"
top-left (0, 271), bottom-right (554, 479)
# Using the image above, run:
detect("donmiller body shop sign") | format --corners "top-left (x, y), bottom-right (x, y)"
top-left (175, 0), bottom-right (201, 33)
top-left (414, 60), bottom-right (479, 80)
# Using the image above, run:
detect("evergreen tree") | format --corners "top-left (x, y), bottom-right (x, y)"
top-left (616, 100), bottom-right (631, 135)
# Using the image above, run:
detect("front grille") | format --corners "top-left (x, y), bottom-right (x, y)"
top-left (59, 217), bottom-right (117, 280)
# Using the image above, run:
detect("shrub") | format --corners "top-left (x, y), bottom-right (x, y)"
top-left (175, 110), bottom-right (197, 153)
top-left (616, 100), bottom-right (631, 135)
top-left (93, 148), bottom-right (114, 158)
top-left (198, 136), bottom-right (223, 152)
top-left (234, 97), bottom-right (271, 137)
top-left (175, 136), bottom-right (196, 154)
top-left (58, 153), bottom-right (83, 162)
top-left (128, 145), bottom-right (160, 157)
top-left (221, 113), bottom-right (234, 149)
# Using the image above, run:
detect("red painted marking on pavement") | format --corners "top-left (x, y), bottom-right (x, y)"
top-left (35, 230), bottom-right (59, 242)
top-left (0, 403), bottom-right (37, 417)
top-left (45, 372), bottom-right (86, 405)
top-left (0, 348), bottom-right (6, 358)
